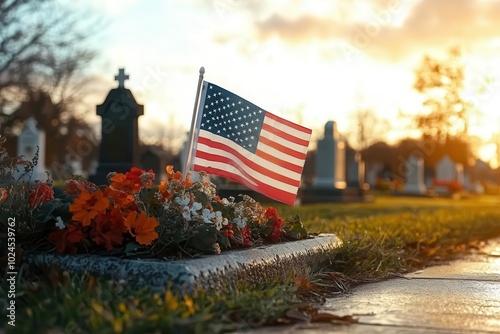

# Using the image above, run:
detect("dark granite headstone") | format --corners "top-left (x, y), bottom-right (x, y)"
top-left (346, 148), bottom-right (365, 188)
top-left (90, 68), bottom-right (144, 184)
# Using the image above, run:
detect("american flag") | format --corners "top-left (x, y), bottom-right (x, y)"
top-left (190, 82), bottom-right (312, 205)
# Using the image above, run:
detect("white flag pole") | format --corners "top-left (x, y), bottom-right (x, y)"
top-left (183, 66), bottom-right (205, 179)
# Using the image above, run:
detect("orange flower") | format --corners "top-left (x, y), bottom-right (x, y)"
top-left (124, 211), bottom-right (159, 245)
top-left (0, 188), bottom-right (7, 203)
top-left (110, 173), bottom-right (141, 194)
top-left (161, 166), bottom-right (193, 196)
top-left (158, 180), bottom-right (173, 201)
top-left (103, 187), bottom-right (135, 208)
top-left (110, 167), bottom-right (155, 194)
top-left (70, 190), bottom-right (110, 226)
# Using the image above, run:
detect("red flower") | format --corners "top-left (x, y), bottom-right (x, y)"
top-left (265, 207), bottom-right (279, 220)
top-left (269, 216), bottom-right (284, 242)
top-left (241, 227), bottom-right (253, 247)
top-left (222, 224), bottom-right (234, 238)
top-left (90, 208), bottom-right (126, 251)
top-left (65, 180), bottom-right (90, 197)
top-left (48, 223), bottom-right (84, 254)
top-left (266, 207), bottom-right (283, 242)
top-left (29, 183), bottom-right (54, 207)
top-left (110, 167), bottom-right (155, 194)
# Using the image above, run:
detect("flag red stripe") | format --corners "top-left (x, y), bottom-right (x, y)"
top-left (192, 165), bottom-right (296, 205)
top-left (255, 148), bottom-right (304, 174)
top-left (261, 122), bottom-right (310, 147)
top-left (258, 136), bottom-right (308, 160)
top-left (196, 136), bottom-right (301, 187)
top-left (265, 112), bottom-right (313, 134)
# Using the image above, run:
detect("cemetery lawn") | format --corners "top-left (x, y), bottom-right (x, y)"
top-left (5, 195), bottom-right (500, 333)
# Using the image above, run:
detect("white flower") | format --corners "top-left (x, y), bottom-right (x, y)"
top-left (174, 196), bottom-right (190, 206)
top-left (202, 208), bottom-right (215, 224)
top-left (222, 218), bottom-right (229, 226)
top-left (181, 207), bottom-right (192, 221)
top-left (55, 216), bottom-right (66, 229)
top-left (215, 220), bottom-right (222, 231)
top-left (233, 217), bottom-right (247, 229)
top-left (190, 202), bottom-right (202, 216)
top-left (214, 211), bottom-right (223, 230)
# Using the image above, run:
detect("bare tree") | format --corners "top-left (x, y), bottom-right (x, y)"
top-left (348, 108), bottom-right (390, 150)
top-left (0, 0), bottom-right (103, 176)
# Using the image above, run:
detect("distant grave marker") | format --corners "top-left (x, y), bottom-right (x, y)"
top-left (402, 154), bottom-right (427, 195)
top-left (434, 155), bottom-right (463, 195)
top-left (90, 68), bottom-right (144, 184)
top-left (17, 117), bottom-right (48, 181)
top-left (313, 121), bottom-right (346, 189)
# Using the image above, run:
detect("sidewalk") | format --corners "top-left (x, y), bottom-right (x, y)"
top-left (241, 238), bottom-right (500, 333)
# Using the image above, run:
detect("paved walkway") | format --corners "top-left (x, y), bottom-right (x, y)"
top-left (240, 238), bottom-right (500, 333)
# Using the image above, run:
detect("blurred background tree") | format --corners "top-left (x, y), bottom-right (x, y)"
top-left (413, 47), bottom-right (475, 141)
top-left (348, 108), bottom-right (390, 150)
top-left (0, 0), bottom-right (102, 177)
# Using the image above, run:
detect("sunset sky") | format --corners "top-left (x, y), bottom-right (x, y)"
top-left (69, 0), bottom-right (500, 166)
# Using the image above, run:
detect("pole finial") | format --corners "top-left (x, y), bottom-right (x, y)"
top-left (199, 66), bottom-right (205, 75)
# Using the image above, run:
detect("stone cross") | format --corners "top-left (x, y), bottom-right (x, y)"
top-left (90, 69), bottom-right (144, 185)
top-left (114, 68), bottom-right (129, 88)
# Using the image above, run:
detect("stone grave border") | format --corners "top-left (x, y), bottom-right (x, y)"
top-left (26, 234), bottom-right (341, 293)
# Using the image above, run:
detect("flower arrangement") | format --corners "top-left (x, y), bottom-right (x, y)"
top-left (0, 135), bottom-right (308, 258)
top-left (433, 179), bottom-right (463, 193)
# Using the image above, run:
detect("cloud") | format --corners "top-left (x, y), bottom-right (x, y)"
top-left (255, 14), bottom-right (349, 41)
top-left (250, 0), bottom-right (500, 60)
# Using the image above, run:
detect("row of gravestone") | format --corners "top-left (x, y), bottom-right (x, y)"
top-left (402, 154), bottom-right (483, 196)
top-left (12, 69), bottom-right (481, 200)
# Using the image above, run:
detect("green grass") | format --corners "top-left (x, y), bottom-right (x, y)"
top-left (3, 195), bottom-right (500, 333)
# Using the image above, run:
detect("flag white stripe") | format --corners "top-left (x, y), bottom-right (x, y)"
top-left (195, 137), bottom-right (301, 185)
top-left (263, 116), bottom-right (312, 141)
top-left (259, 128), bottom-right (309, 155)
top-left (256, 141), bottom-right (306, 167)
top-left (195, 133), bottom-right (301, 185)
top-left (193, 155), bottom-right (299, 194)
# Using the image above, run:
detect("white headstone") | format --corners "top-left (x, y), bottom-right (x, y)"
top-left (434, 155), bottom-right (463, 194)
top-left (402, 154), bottom-right (427, 195)
top-left (313, 121), bottom-right (346, 189)
top-left (16, 117), bottom-right (48, 181)
top-left (435, 155), bottom-right (456, 181)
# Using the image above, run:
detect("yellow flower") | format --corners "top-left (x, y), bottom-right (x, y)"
top-left (165, 291), bottom-right (179, 311)
top-left (182, 295), bottom-right (196, 318)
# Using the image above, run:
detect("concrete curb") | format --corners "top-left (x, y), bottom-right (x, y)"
top-left (26, 234), bottom-right (342, 292)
